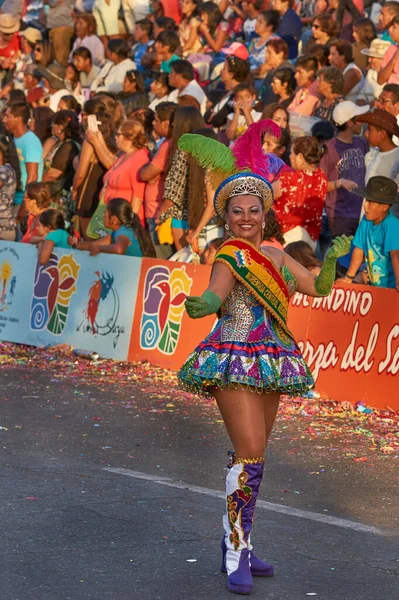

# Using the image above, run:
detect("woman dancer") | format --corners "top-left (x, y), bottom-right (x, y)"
top-left (178, 156), bottom-right (350, 594)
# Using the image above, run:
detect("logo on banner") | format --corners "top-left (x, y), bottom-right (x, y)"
top-left (76, 271), bottom-right (123, 346)
top-left (0, 260), bottom-right (17, 311)
top-left (30, 253), bottom-right (80, 335)
top-left (140, 265), bottom-right (193, 355)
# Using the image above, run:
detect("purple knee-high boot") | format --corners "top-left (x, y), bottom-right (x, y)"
top-left (222, 456), bottom-right (268, 595)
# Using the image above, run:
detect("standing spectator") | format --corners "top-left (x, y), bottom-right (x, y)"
top-left (328, 40), bottom-right (364, 102)
top-left (69, 13), bottom-right (105, 67)
top-left (2, 102), bottom-right (43, 214)
top-left (72, 47), bottom-right (101, 89)
top-left (0, 14), bottom-right (20, 87)
top-left (273, 0), bottom-right (302, 60)
top-left (132, 19), bottom-right (153, 70)
top-left (259, 38), bottom-right (293, 107)
top-left (92, 0), bottom-right (120, 45)
top-left (357, 39), bottom-right (391, 105)
top-left (242, 0), bottom-right (264, 45)
top-left (155, 30), bottom-right (180, 73)
top-left (272, 135), bottom-right (328, 248)
top-left (288, 56), bottom-right (319, 116)
top-left (270, 67), bottom-right (297, 108)
top-left (122, 0), bottom-right (151, 35)
top-left (249, 9), bottom-right (280, 81)
top-left (314, 67), bottom-right (345, 121)
top-left (0, 134), bottom-right (19, 241)
top-left (321, 101), bottom-right (370, 238)
top-left (168, 59), bottom-right (207, 114)
top-left (45, 0), bottom-right (75, 67)
top-left (148, 72), bottom-right (173, 110)
top-left (30, 106), bottom-right (54, 145)
top-left (352, 17), bottom-right (377, 71)
top-left (91, 39), bottom-right (136, 95)
top-left (343, 176), bottom-right (399, 290)
top-left (139, 101), bottom-right (177, 254)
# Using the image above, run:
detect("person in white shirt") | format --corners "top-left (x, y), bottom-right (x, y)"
top-left (69, 12), bottom-right (105, 67)
top-left (91, 39), bottom-right (136, 95)
top-left (168, 59), bottom-right (207, 114)
top-left (357, 38), bottom-right (391, 105)
top-left (121, 0), bottom-right (150, 34)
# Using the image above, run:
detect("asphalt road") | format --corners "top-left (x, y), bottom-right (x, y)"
top-left (0, 366), bottom-right (398, 600)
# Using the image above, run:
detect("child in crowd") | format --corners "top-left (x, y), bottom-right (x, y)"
top-left (37, 209), bottom-right (71, 264)
top-left (200, 237), bottom-right (224, 266)
top-left (132, 19), bottom-right (154, 71)
top-left (226, 83), bottom-right (262, 142)
top-left (284, 240), bottom-right (323, 274)
top-left (155, 31), bottom-right (181, 73)
top-left (73, 198), bottom-right (156, 258)
top-left (72, 47), bottom-right (100, 89)
top-left (21, 182), bottom-right (52, 244)
top-left (343, 176), bottom-right (399, 290)
top-left (261, 209), bottom-right (286, 250)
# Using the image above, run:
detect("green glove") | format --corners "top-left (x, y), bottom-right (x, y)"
top-left (185, 291), bottom-right (221, 319)
top-left (315, 235), bottom-right (353, 296)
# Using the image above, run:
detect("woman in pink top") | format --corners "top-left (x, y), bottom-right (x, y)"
top-left (101, 120), bottom-right (149, 226)
top-left (288, 56), bottom-right (319, 116)
top-left (378, 15), bottom-right (399, 85)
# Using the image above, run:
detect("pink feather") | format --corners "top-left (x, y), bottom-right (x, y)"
top-left (232, 119), bottom-right (284, 181)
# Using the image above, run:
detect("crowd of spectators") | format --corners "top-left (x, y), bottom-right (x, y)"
top-left (0, 0), bottom-right (398, 290)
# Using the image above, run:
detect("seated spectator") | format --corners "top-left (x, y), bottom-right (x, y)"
top-left (200, 236), bottom-right (224, 266)
top-left (69, 12), bottom-right (104, 67)
top-left (242, 0), bottom-right (264, 45)
top-left (21, 182), bottom-right (52, 244)
top-left (197, 1), bottom-right (229, 54)
top-left (358, 39), bottom-right (391, 105)
top-left (72, 47), bottom-right (100, 90)
top-left (139, 101), bottom-right (178, 250)
top-left (23, 65), bottom-right (45, 106)
top-left (37, 209), bottom-right (72, 264)
top-left (304, 14), bottom-right (337, 53)
top-left (343, 176), bottom-right (399, 290)
top-left (356, 108), bottom-right (399, 191)
top-left (311, 119), bottom-right (336, 142)
top-left (30, 106), bottom-right (54, 145)
top-left (226, 83), bottom-right (262, 142)
top-left (379, 14), bottom-right (399, 86)
top-left (378, 0), bottom-right (399, 43)
top-left (259, 38), bottom-right (293, 108)
top-left (132, 18), bottom-right (154, 71)
top-left (285, 240), bottom-right (323, 274)
top-left (13, 27), bottom-right (42, 87)
top-left (0, 134), bottom-right (19, 241)
top-left (0, 14), bottom-right (21, 79)
top-left (249, 9), bottom-right (280, 80)
top-left (149, 72), bottom-right (173, 111)
top-left (117, 69), bottom-right (146, 111)
top-left (274, 0), bottom-right (302, 60)
top-left (33, 40), bottom-right (55, 68)
top-left (352, 17), bottom-right (377, 71)
top-left (272, 135), bottom-right (328, 249)
top-left (262, 102), bottom-right (289, 129)
top-left (308, 43), bottom-right (329, 71)
top-left (57, 94), bottom-right (81, 115)
top-left (314, 66), bottom-right (345, 121)
top-left (204, 56), bottom-right (250, 131)
top-left (321, 100), bottom-right (369, 239)
top-left (328, 40), bottom-right (364, 103)
top-left (155, 30), bottom-right (180, 74)
top-left (262, 125), bottom-right (291, 163)
top-left (93, 92), bottom-right (125, 130)
top-left (91, 39), bottom-right (137, 95)
top-left (75, 197), bottom-right (156, 257)
top-left (178, 94), bottom-right (201, 110)
top-left (179, 0), bottom-right (202, 57)
top-left (168, 59), bottom-right (207, 114)
top-left (270, 67), bottom-right (297, 108)
top-left (288, 56), bottom-right (319, 116)
top-left (153, 16), bottom-right (178, 38)
top-left (34, 63), bottom-right (71, 112)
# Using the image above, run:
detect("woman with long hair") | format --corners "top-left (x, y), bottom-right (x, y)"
top-left (149, 72), bottom-right (173, 110)
top-left (33, 40), bottom-right (55, 68)
top-left (261, 103), bottom-right (290, 130)
top-left (179, 0), bottom-right (203, 57)
top-left (117, 69), bottom-right (146, 111)
top-left (156, 106), bottom-right (205, 249)
top-left (74, 197), bottom-right (156, 257)
top-left (270, 67), bottom-right (297, 108)
top-left (0, 135), bottom-right (20, 241)
top-left (198, 1), bottom-right (229, 54)
top-left (69, 12), bottom-right (105, 67)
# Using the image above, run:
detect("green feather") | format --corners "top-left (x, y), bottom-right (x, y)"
top-left (178, 134), bottom-right (236, 175)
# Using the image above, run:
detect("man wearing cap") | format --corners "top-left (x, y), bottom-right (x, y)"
top-left (168, 60), bottom-right (207, 115)
top-left (342, 176), bottom-right (399, 291)
top-left (34, 63), bottom-right (71, 112)
top-left (357, 39), bottom-right (392, 105)
top-left (321, 101), bottom-right (370, 239)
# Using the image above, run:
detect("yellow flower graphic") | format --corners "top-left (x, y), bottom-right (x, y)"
top-left (168, 266), bottom-right (193, 325)
top-left (56, 254), bottom-right (80, 307)
top-left (0, 261), bottom-right (12, 283)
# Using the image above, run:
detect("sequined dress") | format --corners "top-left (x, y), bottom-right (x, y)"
top-left (178, 266), bottom-right (314, 397)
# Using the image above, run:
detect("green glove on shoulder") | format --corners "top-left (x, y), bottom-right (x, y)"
top-left (315, 235), bottom-right (353, 296)
top-left (185, 291), bottom-right (221, 319)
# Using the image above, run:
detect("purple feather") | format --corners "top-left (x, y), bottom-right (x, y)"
top-left (232, 119), bottom-right (285, 182)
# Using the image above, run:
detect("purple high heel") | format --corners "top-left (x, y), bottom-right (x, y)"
top-left (221, 537), bottom-right (274, 577)
top-left (227, 549), bottom-right (253, 595)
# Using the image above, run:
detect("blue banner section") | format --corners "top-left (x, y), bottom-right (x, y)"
top-left (0, 241), bottom-right (141, 360)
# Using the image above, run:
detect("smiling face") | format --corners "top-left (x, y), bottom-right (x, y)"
top-left (225, 194), bottom-right (264, 242)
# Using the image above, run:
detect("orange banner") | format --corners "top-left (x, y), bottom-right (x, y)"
top-left (129, 260), bottom-right (399, 410)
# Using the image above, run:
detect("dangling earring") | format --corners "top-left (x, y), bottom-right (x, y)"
top-left (225, 223), bottom-right (229, 231)
top-left (262, 222), bottom-right (265, 229)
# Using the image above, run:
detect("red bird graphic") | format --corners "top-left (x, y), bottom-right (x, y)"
top-left (86, 271), bottom-right (102, 334)
top-left (154, 280), bottom-right (186, 334)
top-left (44, 266), bottom-right (76, 317)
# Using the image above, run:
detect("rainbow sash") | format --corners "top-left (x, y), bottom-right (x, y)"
top-left (215, 239), bottom-right (291, 335)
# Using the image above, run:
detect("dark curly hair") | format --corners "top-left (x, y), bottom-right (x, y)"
top-left (226, 55), bottom-right (250, 83)
top-left (291, 135), bottom-right (326, 166)
top-left (53, 110), bottom-right (81, 141)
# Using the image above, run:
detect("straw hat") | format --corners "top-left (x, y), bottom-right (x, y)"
top-left (0, 14), bottom-right (20, 34)
top-left (361, 39), bottom-right (392, 59)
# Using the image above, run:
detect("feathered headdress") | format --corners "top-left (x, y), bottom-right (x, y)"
top-left (178, 119), bottom-right (285, 219)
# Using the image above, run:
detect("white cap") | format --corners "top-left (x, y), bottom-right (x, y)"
top-left (333, 101), bottom-right (370, 126)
